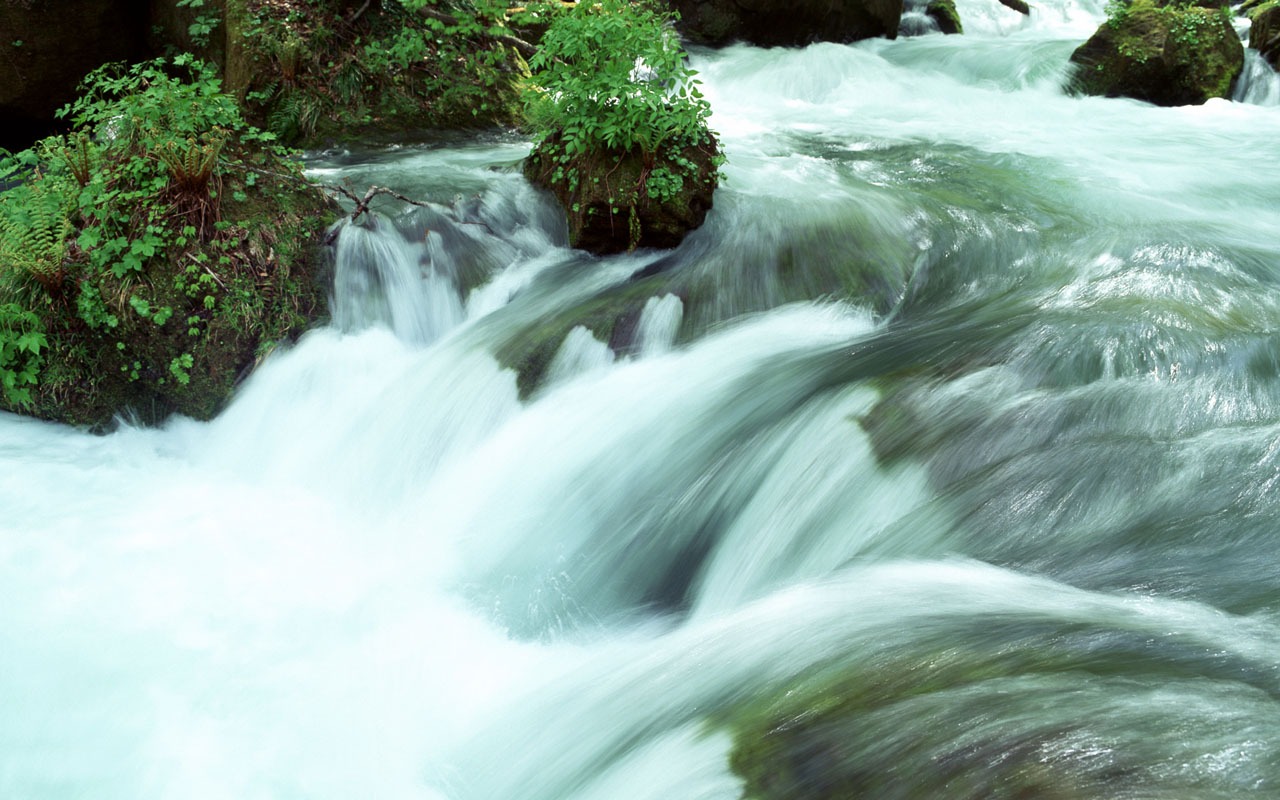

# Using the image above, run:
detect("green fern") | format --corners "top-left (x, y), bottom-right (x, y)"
top-left (0, 178), bottom-right (74, 292)
top-left (155, 128), bottom-right (227, 194)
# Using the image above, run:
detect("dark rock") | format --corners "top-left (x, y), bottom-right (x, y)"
top-left (1069, 0), bottom-right (1244, 105)
top-left (1250, 1), bottom-right (1280, 68)
top-left (0, 0), bottom-right (149, 150)
top-left (927, 0), bottom-right (964, 33)
top-left (524, 132), bottom-right (720, 256)
top-left (671, 0), bottom-right (904, 47)
top-left (998, 0), bottom-right (1032, 14)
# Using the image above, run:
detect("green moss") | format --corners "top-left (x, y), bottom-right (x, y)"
top-left (9, 173), bottom-right (335, 429)
top-left (1069, 0), bottom-right (1244, 105)
top-left (926, 0), bottom-right (964, 34)
top-left (0, 57), bottom-right (337, 428)
top-left (237, 0), bottom-right (529, 147)
top-left (1249, 1), bottom-right (1280, 68)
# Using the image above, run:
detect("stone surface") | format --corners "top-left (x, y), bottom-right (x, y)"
top-left (927, 0), bottom-right (964, 33)
top-left (524, 133), bottom-right (720, 256)
top-left (1069, 0), bottom-right (1244, 106)
top-left (671, 0), bottom-right (904, 47)
top-left (0, 0), bottom-right (149, 149)
top-left (1250, 2), bottom-right (1280, 68)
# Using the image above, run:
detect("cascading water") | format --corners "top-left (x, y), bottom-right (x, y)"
top-left (4, 2), bottom-right (1280, 798)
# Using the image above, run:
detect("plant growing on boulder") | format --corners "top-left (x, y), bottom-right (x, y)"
top-left (522, 0), bottom-right (723, 253)
top-left (1069, 0), bottom-right (1244, 105)
top-left (0, 55), bottom-right (334, 428)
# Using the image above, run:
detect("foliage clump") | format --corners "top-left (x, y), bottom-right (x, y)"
top-left (0, 55), bottom-right (334, 427)
top-left (1069, 0), bottom-right (1243, 105)
top-left (238, 0), bottom-right (543, 145)
top-left (522, 0), bottom-right (723, 253)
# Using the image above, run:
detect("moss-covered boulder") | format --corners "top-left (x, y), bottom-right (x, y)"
top-left (524, 131), bottom-right (721, 255)
top-left (1069, 0), bottom-right (1244, 105)
top-left (671, 0), bottom-right (903, 47)
top-left (0, 57), bottom-right (337, 429)
top-left (1250, 1), bottom-right (1280, 68)
top-left (927, 0), bottom-right (964, 33)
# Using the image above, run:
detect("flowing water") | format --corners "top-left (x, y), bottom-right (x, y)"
top-left (4, 2), bottom-right (1280, 797)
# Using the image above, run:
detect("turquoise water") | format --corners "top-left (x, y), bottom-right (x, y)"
top-left (3, 3), bottom-right (1279, 797)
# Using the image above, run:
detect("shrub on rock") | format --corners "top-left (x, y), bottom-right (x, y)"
top-left (0, 56), bottom-right (335, 428)
top-left (522, 0), bottom-right (722, 255)
top-left (1069, 0), bottom-right (1244, 105)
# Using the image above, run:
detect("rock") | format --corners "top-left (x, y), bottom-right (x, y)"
top-left (1069, 0), bottom-right (1244, 105)
top-left (671, 0), bottom-right (904, 47)
top-left (927, 0), bottom-right (964, 33)
top-left (1250, 1), bottom-right (1280, 68)
top-left (523, 131), bottom-right (721, 256)
top-left (998, 0), bottom-right (1032, 14)
top-left (0, 0), bottom-right (148, 150)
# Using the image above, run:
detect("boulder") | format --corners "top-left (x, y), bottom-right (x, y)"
top-left (671, 0), bottom-right (903, 47)
top-left (523, 132), bottom-right (720, 256)
top-left (1250, 1), bottom-right (1280, 68)
top-left (927, 0), bottom-right (964, 33)
top-left (0, 0), bottom-right (148, 149)
top-left (1069, 0), bottom-right (1244, 105)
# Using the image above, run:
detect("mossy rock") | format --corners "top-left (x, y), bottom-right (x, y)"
top-left (6, 177), bottom-right (337, 429)
top-left (1069, 0), bottom-right (1244, 105)
top-left (926, 0), bottom-right (964, 33)
top-left (1250, 1), bottom-right (1280, 68)
top-left (671, 0), bottom-right (904, 46)
top-left (523, 131), bottom-right (721, 256)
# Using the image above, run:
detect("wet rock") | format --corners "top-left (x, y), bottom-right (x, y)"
top-left (523, 131), bottom-right (721, 256)
top-left (1250, 1), bottom-right (1280, 68)
top-left (1069, 0), bottom-right (1244, 105)
top-left (927, 0), bottom-right (964, 33)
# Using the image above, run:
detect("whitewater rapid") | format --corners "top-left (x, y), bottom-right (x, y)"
top-left (4, 0), bottom-right (1280, 797)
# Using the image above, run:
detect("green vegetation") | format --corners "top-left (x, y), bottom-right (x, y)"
top-left (521, 0), bottom-right (723, 252)
top-left (1071, 0), bottom-right (1243, 105)
top-left (238, 0), bottom-right (547, 145)
top-left (0, 55), bottom-right (333, 427)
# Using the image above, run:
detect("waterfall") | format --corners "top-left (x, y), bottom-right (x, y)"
top-left (899, 0), bottom-right (941, 37)
top-left (1235, 49), bottom-right (1280, 106)
top-left (4, 0), bottom-right (1280, 796)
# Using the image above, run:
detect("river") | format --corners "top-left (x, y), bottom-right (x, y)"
top-left (3, 0), bottom-right (1279, 797)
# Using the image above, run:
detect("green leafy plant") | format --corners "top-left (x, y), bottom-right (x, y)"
top-left (0, 303), bottom-right (45, 407)
top-left (521, 0), bottom-right (723, 249)
top-left (0, 54), bottom-right (332, 426)
top-left (524, 0), bottom-right (714, 160)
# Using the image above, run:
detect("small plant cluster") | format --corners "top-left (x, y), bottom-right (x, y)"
top-left (1104, 0), bottom-right (1232, 50)
top-left (241, 0), bottom-right (542, 143)
top-left (522, 0), bottom-right (723, 249)
top-left (0, 55), bottom-right (331, 424)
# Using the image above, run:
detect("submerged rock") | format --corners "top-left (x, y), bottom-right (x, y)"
top-left (1069, 0), bottom-right (1244, 105)
top-left (671, 0), bottom-right (904, 47)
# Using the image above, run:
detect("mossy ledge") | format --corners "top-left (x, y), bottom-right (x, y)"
top-left (1068, 0), bottom-right (1243, 106)
top-left (0, 57), bottom-right (339, 430)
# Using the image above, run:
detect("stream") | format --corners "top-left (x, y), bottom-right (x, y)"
top-left (3, 0), bottom-right (1280, 797)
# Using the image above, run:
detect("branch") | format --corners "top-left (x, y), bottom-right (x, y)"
top-left (320, 185), bottom-right (439, 244)
top-left (417, 6), bottom-right (540, 59)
